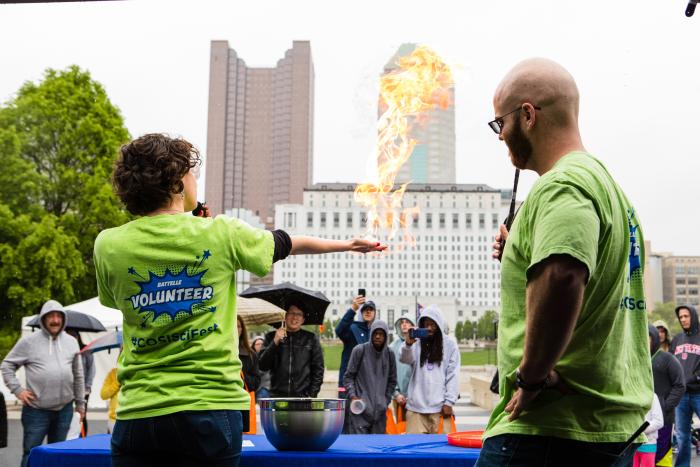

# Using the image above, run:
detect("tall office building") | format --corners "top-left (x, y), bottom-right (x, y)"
top-left (205, 40), bottom-right (314, 225)
top-left (379, 43), bottom-right (456, 184)
top-left (661, 255), bottom-right (700, 307)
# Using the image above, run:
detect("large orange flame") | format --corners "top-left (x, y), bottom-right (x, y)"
top-left (354, 46), bottom-right (453, 250)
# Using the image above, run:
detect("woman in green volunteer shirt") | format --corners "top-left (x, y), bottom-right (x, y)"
top-left (94, 133), bottom-right (385, 467)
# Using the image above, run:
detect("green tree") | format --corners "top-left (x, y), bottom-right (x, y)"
top-left (0, 66), bottom-right (131, 360)
top-left (463, 320), bottom-right (474, 342)
top-left (0, 205), bottom-right (85, 330)
top-left (0, 66), bottom-right (131, 314)
top-left (455, 321), bottom-right (464, 343)
top-left (477, 310), bottom-right (499, 340)
top-left (0, 66), bottom-right (130, 217)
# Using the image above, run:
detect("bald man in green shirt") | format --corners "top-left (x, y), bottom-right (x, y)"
top-left (476, 59), bottom-right (652, 467)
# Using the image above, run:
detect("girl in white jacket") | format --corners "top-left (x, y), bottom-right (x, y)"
top-left (633, 393), bottom-right (664, 467)
top-left (400, 305), bottom-right (460, 434)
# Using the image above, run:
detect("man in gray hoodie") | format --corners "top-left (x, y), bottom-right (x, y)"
top-left (1, 300), bottom-right (85, 467)
top-left (343, 320), bottom-right (397, 434)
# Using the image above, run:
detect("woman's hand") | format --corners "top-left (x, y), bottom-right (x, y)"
top-left (349, 238), bottom-right (387, 253)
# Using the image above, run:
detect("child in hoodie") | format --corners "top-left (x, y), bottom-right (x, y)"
top-left (401, 305), bottom-right (460, 434)
top-left (633, 393), bottom-right (663, 467)
top-left (389, 317), bottom-right (415, 414)
top-left (343, 320), bottom-right (397, 434)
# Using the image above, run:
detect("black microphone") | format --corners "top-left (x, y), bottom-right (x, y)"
top-left (687, 0), bottom-right (698, 17)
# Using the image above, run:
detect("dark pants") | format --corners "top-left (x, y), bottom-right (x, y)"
top-left (655, 423), bottom-right (673, 464)
top-left (347, 413), bottom-right (387, 434)
top-left (111, 410), bottom-right (243, 467)
top-left (21, 402), bottom-right (73, 467)
top-left (475, 433), bottom-right (639, 467)
top-left (338, 388), bottom-right (351, 434)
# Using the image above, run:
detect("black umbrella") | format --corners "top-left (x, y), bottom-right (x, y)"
top-left (27, 309), bottom-right (107, 333)
top-left (239, 282), bottom-right (331, 326)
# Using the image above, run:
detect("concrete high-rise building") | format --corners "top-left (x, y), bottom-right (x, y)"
top-left (273, 183), bottom-right (508, 326)
top-left (643, 241), bottom-right (666, 311)
top-left (661, 255), bottom-right (700, 307)
top-left (205, 40), bottom-right (314, 225)
top-left (379, 43), bottom-right (456, 184)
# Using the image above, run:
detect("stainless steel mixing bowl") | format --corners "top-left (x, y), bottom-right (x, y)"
top-left (258, 398), bottom-right (345, 451)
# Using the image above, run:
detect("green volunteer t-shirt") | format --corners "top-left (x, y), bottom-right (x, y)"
top-left (485, 151), bottom-right (652, 443)
top-left (94, 214), bottom-right (274, 420)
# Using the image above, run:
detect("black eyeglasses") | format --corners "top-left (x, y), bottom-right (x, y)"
top-left (488, 105), bottom-right (541, 134)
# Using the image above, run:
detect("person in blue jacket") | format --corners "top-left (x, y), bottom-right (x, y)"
top-left (335, 296), bottom-right (376, 399)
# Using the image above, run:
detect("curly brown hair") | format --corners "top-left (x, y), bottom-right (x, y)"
top-left (113, 133), bottom-right (201, 215)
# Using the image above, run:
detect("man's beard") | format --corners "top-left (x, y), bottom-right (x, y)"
top-left (506, 119), bottom-right (533, 169)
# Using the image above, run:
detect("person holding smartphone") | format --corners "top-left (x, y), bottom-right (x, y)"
top-left (400, 305), bottom-right (460, 434)
top-left (335, 292), bottom-right (377, 400)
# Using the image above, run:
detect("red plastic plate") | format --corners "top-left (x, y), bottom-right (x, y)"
top-left (447, 430), bottom-right (484, 449)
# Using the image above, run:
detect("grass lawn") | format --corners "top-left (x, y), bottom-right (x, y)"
top-left (322, 343), bottom-right (496, 369)
top-left (460, 349), bottom-right (498, 366)
top-left (322, 343), bottom-right (343, 370)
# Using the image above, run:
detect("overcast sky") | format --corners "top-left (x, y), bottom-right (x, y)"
top-left (1, 0), bottom-right (698, 254)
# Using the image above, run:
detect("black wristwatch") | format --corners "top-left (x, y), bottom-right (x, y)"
top-left (515, 368), bottom-right (550, 392)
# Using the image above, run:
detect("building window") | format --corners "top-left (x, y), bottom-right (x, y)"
top-left (388, 309), bottom-right (395, 325)
top-left (458, 310), bottom-right (464, 317)
top-left (426, 213), bottom-right (433, 228)
top-left (361, 215), bottom-right (367, 228)
top-left (346, 212), bottom-right (353, 228)
top-left (676, 278), bottom-right (686, 285)
top-left (492, 213), bottom-right (499, 229)
top-left (472, 310), bottom-right (477, 317)
top-left (690, 288), bottom-right (699, 296)
top-left (307, 212), bottom-right (313, 228)
top-left (466, 213), bottom-right (472, 229)
top-left (479, 213), bottom-right (485, 229)
top-left (439, 213), bottom-right (446, 228)
top-left (413, 214), bottom-right (419, 228)
top-left (452, 213), bottom-right (459, 229)
top-left (333, 212), bottom-right (340, 228)
top-left (320, 212), bottom-right (327, 228)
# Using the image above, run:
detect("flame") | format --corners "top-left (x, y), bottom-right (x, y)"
top-left (354, 46), bottom-right (453, 250)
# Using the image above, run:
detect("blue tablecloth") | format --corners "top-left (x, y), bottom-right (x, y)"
top-left (28, 434), bottom-right (479, 467)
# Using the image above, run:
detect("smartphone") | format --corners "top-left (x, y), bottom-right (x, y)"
top-left (358, 288), bottom-right (366, 297)
top-left (409, 328), bottom-right (430, 339)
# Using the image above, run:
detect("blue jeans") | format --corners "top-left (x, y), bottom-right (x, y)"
top-left (111, 410), bottom-right (243, 467)
top-left (475, 433), bottom-right (639, 467)
top-left (674, 392), bottom-right (700, 467)
top-left (21, 402), bottom-right (73, 467)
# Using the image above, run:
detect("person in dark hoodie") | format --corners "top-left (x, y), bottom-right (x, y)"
top-left (671, 305), bottom-right (700, 467)
top-left (343, 320), bottom-right (397, 434)
top-left (335, 296), bottom-right (376, 398)
top-left (1, 300), bottom-right (85, 467)
top-left (649, 324), bottom-right (685, 466)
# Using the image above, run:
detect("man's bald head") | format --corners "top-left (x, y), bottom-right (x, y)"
top-left (495, 58), bottom-right (580, 129)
